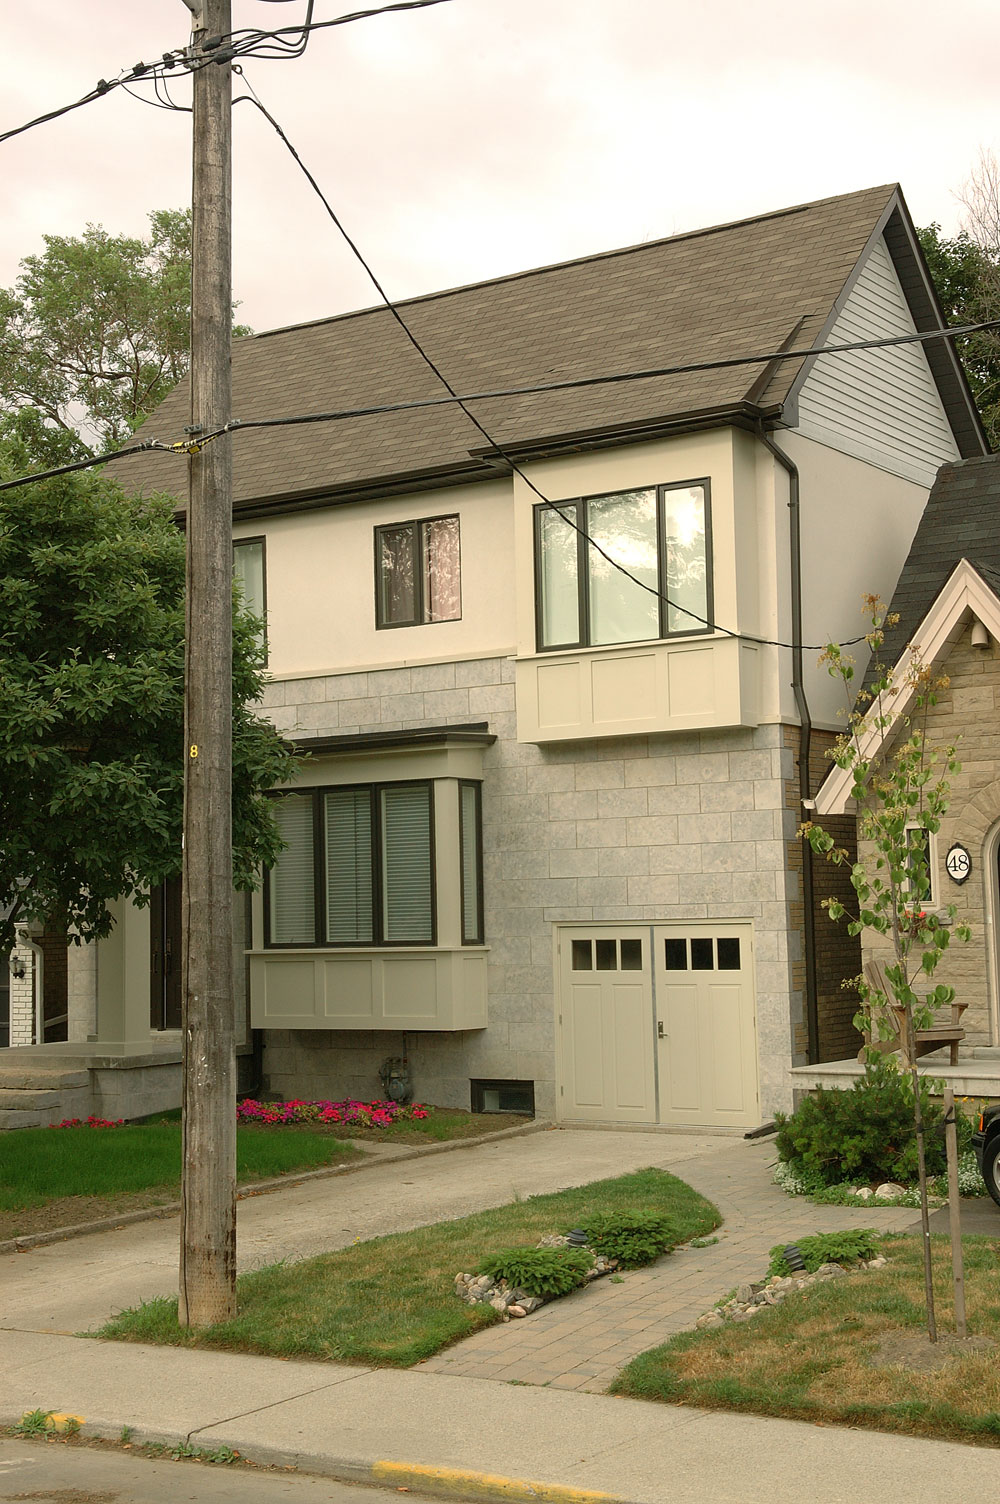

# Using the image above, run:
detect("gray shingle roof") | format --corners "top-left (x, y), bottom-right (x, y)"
top-left (108, 183), bottom-right (973, 513)
top-left (874, 453), bottom-right (1000, 673)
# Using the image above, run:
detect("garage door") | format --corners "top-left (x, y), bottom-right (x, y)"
top-left (556, 927), bottom-right (655, 1123)
top-left (556, 922), bottom-right (758, 1128)
top-left (654, 922), bottom-right (758, 1128)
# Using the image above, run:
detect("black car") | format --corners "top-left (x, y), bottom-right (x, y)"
top-left (973, 1105), bottom-right (1000, 1207)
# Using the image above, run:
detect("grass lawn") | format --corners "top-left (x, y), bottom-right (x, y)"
top-left (0, 1123), bottom-right (363, 1241)
top-left (96, 1167), bottom-right (720, 1367)
top-left (612, 1232), bottom-right (1000, 1447)
top-left (0, 1108), bottom-right (531, 1242)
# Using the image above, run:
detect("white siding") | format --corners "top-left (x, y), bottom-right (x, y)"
top-left (795, 237), bottom-right (960, 487)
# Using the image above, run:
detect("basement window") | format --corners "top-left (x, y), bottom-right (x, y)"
top-left (471, 1079), bottom-right (535, 1116)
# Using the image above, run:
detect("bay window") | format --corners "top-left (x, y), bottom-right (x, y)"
top-left (268, 782), bottom-right (435, 946)
top-left (534, 480), bottom-right (711, 650)
top-left (267, 777), bottom-right (486, 949)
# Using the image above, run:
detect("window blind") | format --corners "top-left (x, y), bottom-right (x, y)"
top-left (460, 782), bottom-right (482, 943)
top-left (381, 784), bottom-right (433, 941)
top-left (269, 794), bottom-right (315, 943)
top-left (325, 789), bottom-right (374, 942)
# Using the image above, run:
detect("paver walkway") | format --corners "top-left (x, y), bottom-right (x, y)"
top-left (421, 1132), bottom-right (922, 1391)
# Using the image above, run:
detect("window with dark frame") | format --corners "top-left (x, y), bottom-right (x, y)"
top-left (375, 515), bottom-right (461, 628)
top-left (233, 537), bottom-right (267, 655)
top-left (459, 781), bottom-right (484, 944)
top-left (534, 481), bottom-right (711, 651)
top-left (266, 782), bottom-right (437, 947)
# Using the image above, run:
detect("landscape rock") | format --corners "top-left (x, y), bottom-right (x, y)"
top-left (694, 1252), bottom-right (888, 1331)
top-left (875, 1182), bottom-right (906, 1200)
top-left (508, 1305), bottom-right (526, 1318)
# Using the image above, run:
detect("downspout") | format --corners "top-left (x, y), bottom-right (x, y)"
top-left (755, 425), bottom-right (819, 1065)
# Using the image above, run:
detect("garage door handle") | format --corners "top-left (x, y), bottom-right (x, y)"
top-left (657, 1021), bottom-right (665, 1039)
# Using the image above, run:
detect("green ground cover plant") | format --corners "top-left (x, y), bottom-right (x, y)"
top-left (96, 1167), bottom-right (719, 1367)
top-left (767, 1229), bottom-right (880, 1277)
top-left (584, 1211), bottom-right (675, 1267)
top-left (478, 1246), bottom-right (593, 1296)
top-left (612, 1233), bottom-right (1000, 1447)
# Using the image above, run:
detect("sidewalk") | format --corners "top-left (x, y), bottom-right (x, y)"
top-left (3, 1125), bottom-right (992, 1504)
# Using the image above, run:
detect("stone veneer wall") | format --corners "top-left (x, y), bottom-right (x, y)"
top-left (259, 655), bottom-right (807, 1121)
top-left (862, 620), bottom-right (1000, 1048)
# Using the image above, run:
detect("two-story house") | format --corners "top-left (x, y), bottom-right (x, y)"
top-left (3, 183), bottom-right (986, 1131)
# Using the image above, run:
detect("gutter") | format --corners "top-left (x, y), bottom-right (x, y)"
top-left (756, 424), bottom-right (819, 1065)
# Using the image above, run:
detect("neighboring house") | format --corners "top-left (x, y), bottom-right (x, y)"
top-left (2, 183), bottom-right (987, 1131)
top-left (813, 454), bottom-right (1000, 1088)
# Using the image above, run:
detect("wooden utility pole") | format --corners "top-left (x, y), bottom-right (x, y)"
top-left (178, 0), bottom-right (236, 1328)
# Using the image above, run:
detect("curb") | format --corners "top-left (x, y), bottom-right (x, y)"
top-left (371, 1460), bottom-right (628, 1504)
top-left (0, 1118), bottom-right (553, 1257)
top-left (1, 1413), bottom-right (629, 1504)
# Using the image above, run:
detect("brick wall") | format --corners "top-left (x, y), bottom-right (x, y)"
top-left (783, 726), bottom-right (863, 1064)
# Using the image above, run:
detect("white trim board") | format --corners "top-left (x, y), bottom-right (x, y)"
top-left (815, 558), bottom-right (1000, 816)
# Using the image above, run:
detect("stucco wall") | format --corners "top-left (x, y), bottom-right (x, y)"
top-left (260, 655), bottom-right (806, 1121)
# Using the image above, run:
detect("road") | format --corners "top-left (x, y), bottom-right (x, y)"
top-left (0, 1435), bottom-right (442, 1504)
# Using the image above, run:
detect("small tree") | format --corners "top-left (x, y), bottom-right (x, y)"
top-left (802, 597), bottom-right (971, 1341)
top-left (0, 467), bottom-right (295, 956)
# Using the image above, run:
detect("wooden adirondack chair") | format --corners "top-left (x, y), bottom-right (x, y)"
top-left (857, 958), bottom-right (967, 1066)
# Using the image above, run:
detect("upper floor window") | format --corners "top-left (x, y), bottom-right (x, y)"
top-left (534, 481), bottom-right (711, 651)
top-left (233, 537), bottom-right (266, 654)
top-left (375, 515), bottom-right (461, 628)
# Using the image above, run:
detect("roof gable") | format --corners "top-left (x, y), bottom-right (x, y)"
top-left (816, 557), bottom-right (1000, 815)
top-left (792, 235), bottom-right (962, 485)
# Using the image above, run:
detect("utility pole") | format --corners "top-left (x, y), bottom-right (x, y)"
top-left (178, 0), bottom-right (236, 1327)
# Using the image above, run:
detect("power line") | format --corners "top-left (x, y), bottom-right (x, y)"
top-left (194, 314), bottom-right (1000, 442)
top-left (228, 80), bottom-right (978, 651)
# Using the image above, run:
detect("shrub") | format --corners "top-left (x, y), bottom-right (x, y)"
top-left (583, 1211), bottom-right (674, 1268)
top-left (774, 1059), bottom-right (971, 1189)
top-left (477, 1246), bottom-right (593, 1297)
top-left (767, 1229), bottom-right (880, 1278)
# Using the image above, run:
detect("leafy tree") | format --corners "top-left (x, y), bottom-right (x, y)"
top-left (802, 598), bottom-right (971, 1341)
top-left (0, 468), bottom-right (295, 956)
top-left (0, 209), bottom-right (249, 468)
top-left (918, 222), bottom-right (1000, 448)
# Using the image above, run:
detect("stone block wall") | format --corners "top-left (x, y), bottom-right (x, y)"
top-left (259, 655), bottom-right (807, 1120)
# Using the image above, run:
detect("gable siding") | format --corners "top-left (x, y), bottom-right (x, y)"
top-left (795, 237), bottom-right (960, 486)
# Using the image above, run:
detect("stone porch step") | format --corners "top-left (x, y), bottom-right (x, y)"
top-left (0, 1108), bottom-right (50, 1129)
top-left (0, 1088), bottom-right (63, 1110)
top-left (0, 1068), bottom-right (89, 1090)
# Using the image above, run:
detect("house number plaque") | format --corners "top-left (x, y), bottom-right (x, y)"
top-left (945, 843), bottom-right (971, 884)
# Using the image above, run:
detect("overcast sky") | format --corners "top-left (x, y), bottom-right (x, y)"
top-left (2, 0), bottom-right (999, 334)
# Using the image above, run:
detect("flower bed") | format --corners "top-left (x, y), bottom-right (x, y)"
top-left (50, 1116), bottom-right (125, 1129)
top-left (236, 1097), bottom-right (429, 1128)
